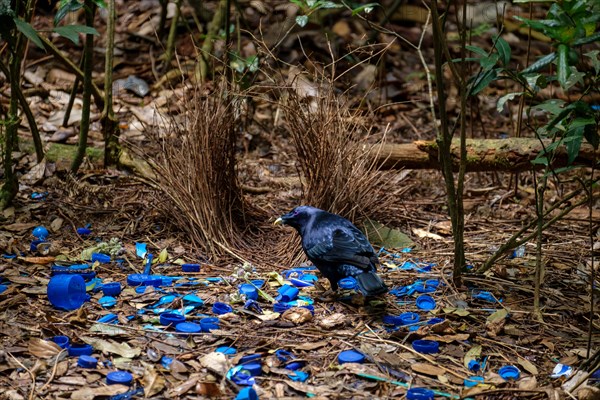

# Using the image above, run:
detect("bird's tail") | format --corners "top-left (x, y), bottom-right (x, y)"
top-left (355, 272), bottom-right (388, 296)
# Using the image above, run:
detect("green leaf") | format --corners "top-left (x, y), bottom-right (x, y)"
top-left (315, 1), bottom-right (342, 9)
top-left (480, 53), bottom-right (499, 70)
top-left (495, 36), bottom-right (511, 66)
top-left (532, 99), bottom-right (566, 116)
top-left (361, 219), bottom-right (415, 250)
top-left (521, 52), bottom-right (557, 74)
top-left (584, 124), bottom-right (600, 149)
top-left (469, 68), bottom-right (498, 95)
top-left (573, 31), bottom-right (600, 46)
top-left (496, 92), bottom-right (522, 113)
top-left (14, 18), bottom-right (44, 50)
top-left (92, 0), bottom-right (107, 8)
top-left (565, 126), bottom-right (584, 164)
top-left (295, 15), bottom-right (308, 27)
top-left (55, 0), bottom-right (83, 26)
top-left (465, 44), bottom-right (488, 57)
top-left (557, 44), bottom-right (570, 89)
top-left (531, 155), bottom-right (549, 166)
top-left (584, 50), bottom-right (600, 74)
top-left (53, 25), bottom-right (99, 45)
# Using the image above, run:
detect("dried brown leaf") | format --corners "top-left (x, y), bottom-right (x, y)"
top-left (28, 337), bottom-right (61, 359)
top-left (517, 357), bottom-right (539, 375)
top-left (282, 307), bottom-right (312, 324)
top-left (411, 362), bottom-right (446, 376)
top-left (142, 366), bottom-right (166, 398)
top-left (71, 385), bottom-right (129, 400)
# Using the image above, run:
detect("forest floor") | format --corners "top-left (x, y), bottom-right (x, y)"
top-left (0, 1), bottom-right (599, 399)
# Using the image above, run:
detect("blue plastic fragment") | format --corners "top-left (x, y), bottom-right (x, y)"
top-left (159, 312), bottom-right (186, 326)
top-left (228, 365), bottom-right (255, 386)
top-left (290, 278), bottom-right (314, 287)
top-left (182, 294), bottom-right (204, 307)
top-left (0, 284), bottom-right (9, 295)
top-left (239, 354), bottom-right (261, 364)
top-left (182, 263), bottom-right (200, 272)
top-left (77, 227), bottom-right (92, 236)
top-left (135, 242), bottom-right (147, 258)
top-left (212, 302), bottom-right (233, 315)
top-left (51, 335), bottom-right (70, 349)
top-left (31, 192), bottom-right (48, 200)
top-left (97, 314), bottom-right (118, 324)
top-left (91, 253), bottom-right (111, 263)
top-left (275, 349), bottom-right (295, 362)
top-left (468, 359), bottom-right (481, 372)
top-left (472, 290), bottom-right (499, 303)
top-left (200, 317), bottom-right (220, 332)
top-left (244, 300), bottom-right (263, 314)
top-left (464, 375), bottom-right (485, 387)
top-left (288, 370), bottom-right (309, 382)
top-left (235, 387), bottom-right (258, 400)
top-left (102, 282), bottom-right (121, 296)
top-left (414, 279), bottom-right (439, 293)
top-left (143, 253), bottom-right (153, 275)
top-left (277, 284), bottom-right (299, 302)
top-left (216, 346), bottom-right (237, 356)
top-left (406, 387), bottom-right (434, 400)
top-left (427, 317), bottom-right (445, 325)
top-left (239, 283), bottom-right (258, 300)
top-left (338, 277), bottom-right (358, 290)
top-left (251, 279), bottom-right (265, 288)
top-left (175, 322), bottom-right (202, 334)
top-left (161, 356), bottom-right (173, 369)
top-left (399, 312), bottom-right (420, 325)
top-left (78, 355), bottom-right (98, 368)
top-left (99, 296), bottom-right (117, 308)
top-left (68, 343), bottom-right (94, 357)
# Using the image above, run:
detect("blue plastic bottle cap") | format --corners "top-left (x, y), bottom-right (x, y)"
top-left (414, 279), bottom-right (439, 293)
top-left (240, 361), bottom-right (262, 376)
top-left (68, 343), bottom-right (94, 357)
top-left (91, 253), bottom-right (111, 264)
top-left (468, 359), bottom-right (481, 372)
top-left (159, 312), bottom-right (186, 326)
top-left (216, 346), bottom-right (237, 355)
top-left (77, 227), bottom-right (92, 235)
top-left (47, 274), bottom-right (88, 310)
top-left (406, 387), bottom-right (435, 400)
top-left (399, 312), bottom-right (420, 325)
top-left (99, 296), bottom-right (117, 308)
top-left (33, 226), bottom-right (49, 239)
top-left (102, 282), bottom-right (122, 297)
top-left (239, 283), bottom-right (258, 300)
top-left (498, 365), bottom-right (520, 380)
top-left (338, 277), bottom-right (358, 290)
top-left (77, 355), bottom-right (98, 368)
top-left (182, 263), bottom-right (201, 272)
top-left (200, 317), bottom-right (220, 332)
top-left (273, 302), bottom-right (291, 313)
top-left (338, 350), bottom-right (365, 364)
top-left (416, 295), bottom-right (436, 311)
top-left (106, 371), bottom-right (133, 385)
top-left (464, 376), bottom-right (485, 387)
top-left (251, 279), bottom-right (265, 288)
top-left (51, 335), bottom-right (70, 349)
top-left (427, 317), bottom-right (445, 325)
top-left (235, 387), bottom-right (258, 400)
top-left (277, 284), bottom-right (299, 302)
top-left (285, 361), bottom-right (304, 371)
top-left (175, 322), bottom-right (202, 334)
top-left (135, 286), bottom-right (147, 294)
top-left (412, 340), bottom-right (440, 354)
top-left (127, 274), bottom-right (162, 287)
top-left (212, 302), bottom-right (233, 315)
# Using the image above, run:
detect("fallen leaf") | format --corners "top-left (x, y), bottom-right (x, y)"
top-left (463, 345), bottom-right (482, 369)
top-left (81, 337), bottom-right (141, 358)
top-left (282, 307), bottom-right (313, 324)
top-left (200, 352), bottom-right (228, 376)
top-left (517, 357), bottom-right (539, 375)
top-left (71, 385), bottom-right (129, 400)
top-left (363, 219), bottom-right (415, 248)
top-left (296, 341), bottom-right (328, 351)
top-left (318, 313), bottom-right (346, 329)
top-left (28, 337), bottom-right (62, 359)
top-left (411, 362), bottom-right (446, 376)
top-left (142, 364), bottom-right (166, 398)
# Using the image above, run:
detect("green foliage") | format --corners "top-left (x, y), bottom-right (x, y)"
top-left (289, 0), bottom-right (376, 27)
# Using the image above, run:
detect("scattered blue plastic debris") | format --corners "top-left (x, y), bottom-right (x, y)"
top-left (135, 242), bottom-right (147, 258)
top-left (498, 365), bottom-right (520, 380)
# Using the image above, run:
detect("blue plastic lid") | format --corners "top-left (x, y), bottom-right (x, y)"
top-left (406, 387), bottom-right (434, 400)
top-left (273, 302), bottom-right (291, 313)
top-left (216, 346), bottom-right (237, 355)
top-left (200, 317), bottom-right (220, 332)
top-left (102, 282), bottom-right (122, 297)
top-left (106, 371), bottom-right (133, 385)
top-left (399, 312), bottom-right (420, 325)
top-left (51, 335), bottom-right (70, 349)
top-left (212, 302), bottom-right (233, 315)
top-left (235, 387), bottom-right (258, 400)
top-left (135, 286), bottom-right (148, 294)
top-left (239, 283), bottom-right (258, 300)
top-left (33, 226), bottom-right (49, 239)
top-left (338, 277), bottom-right (358, 290)
top-left (47, 274), bottom-right (88, 310)
top-left (498, 365), bottom-right (520, 380)
top-left (468, 359), bottom-right (481, 372)
top-left (51, 266), bottom-right (96, 281)
top-left (251, 279), bottom-right (265, 288)
top-left (99, 296), bottom-right (117, 308)
top-left (464, 376), bottom-right (485, 387)
top-left (127, 274), bottom-right (162, 287)
top-left (77, 355), bottom-right (98, 368)
top-left (91, 253), bottom-right (111, 263)
top-left (160, 313), bottom-right (186, 326)
top-left (68, 343), bottom-right (94, 357)
top-left (240, 361), bottom-right (262, 376)
top-left (414, 279), bottom-right (439, 293)
top-left (175, 322), bottom-right (202, 334)
top-left (382, 315), bottom-right (402, 326)
top-left (285, 361), bottom-right (304, 371)
top-left (182, 263), bottom-right (201, 272)
top-left (338, 350), bottom-right (365, 364)
top-left (416, 294), bottom-right (436, 311)
top-left (412, 340), bottom-right (439, 354)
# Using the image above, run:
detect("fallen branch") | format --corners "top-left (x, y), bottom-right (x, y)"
top-left (369, 138), bottom-right (600, 172)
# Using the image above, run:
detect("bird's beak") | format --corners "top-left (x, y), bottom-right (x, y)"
top-left (274, 217), bottom-right (284, 226)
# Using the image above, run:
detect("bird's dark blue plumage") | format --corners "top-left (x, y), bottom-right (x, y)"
top-left (276, 206), bottom-right (387, 296)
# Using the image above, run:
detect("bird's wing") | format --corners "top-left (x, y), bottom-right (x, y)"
top-left (305, 227), bottom-right (374, 270)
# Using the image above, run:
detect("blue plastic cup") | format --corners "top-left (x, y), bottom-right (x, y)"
top-left (47, 275), bottom-right (88, 310)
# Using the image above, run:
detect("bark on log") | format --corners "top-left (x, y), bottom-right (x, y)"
top-left (369, 138), bottom-right (600, 172)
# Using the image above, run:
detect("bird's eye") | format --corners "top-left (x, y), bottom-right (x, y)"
top-left (292, 210), bottom-right (299, 216)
